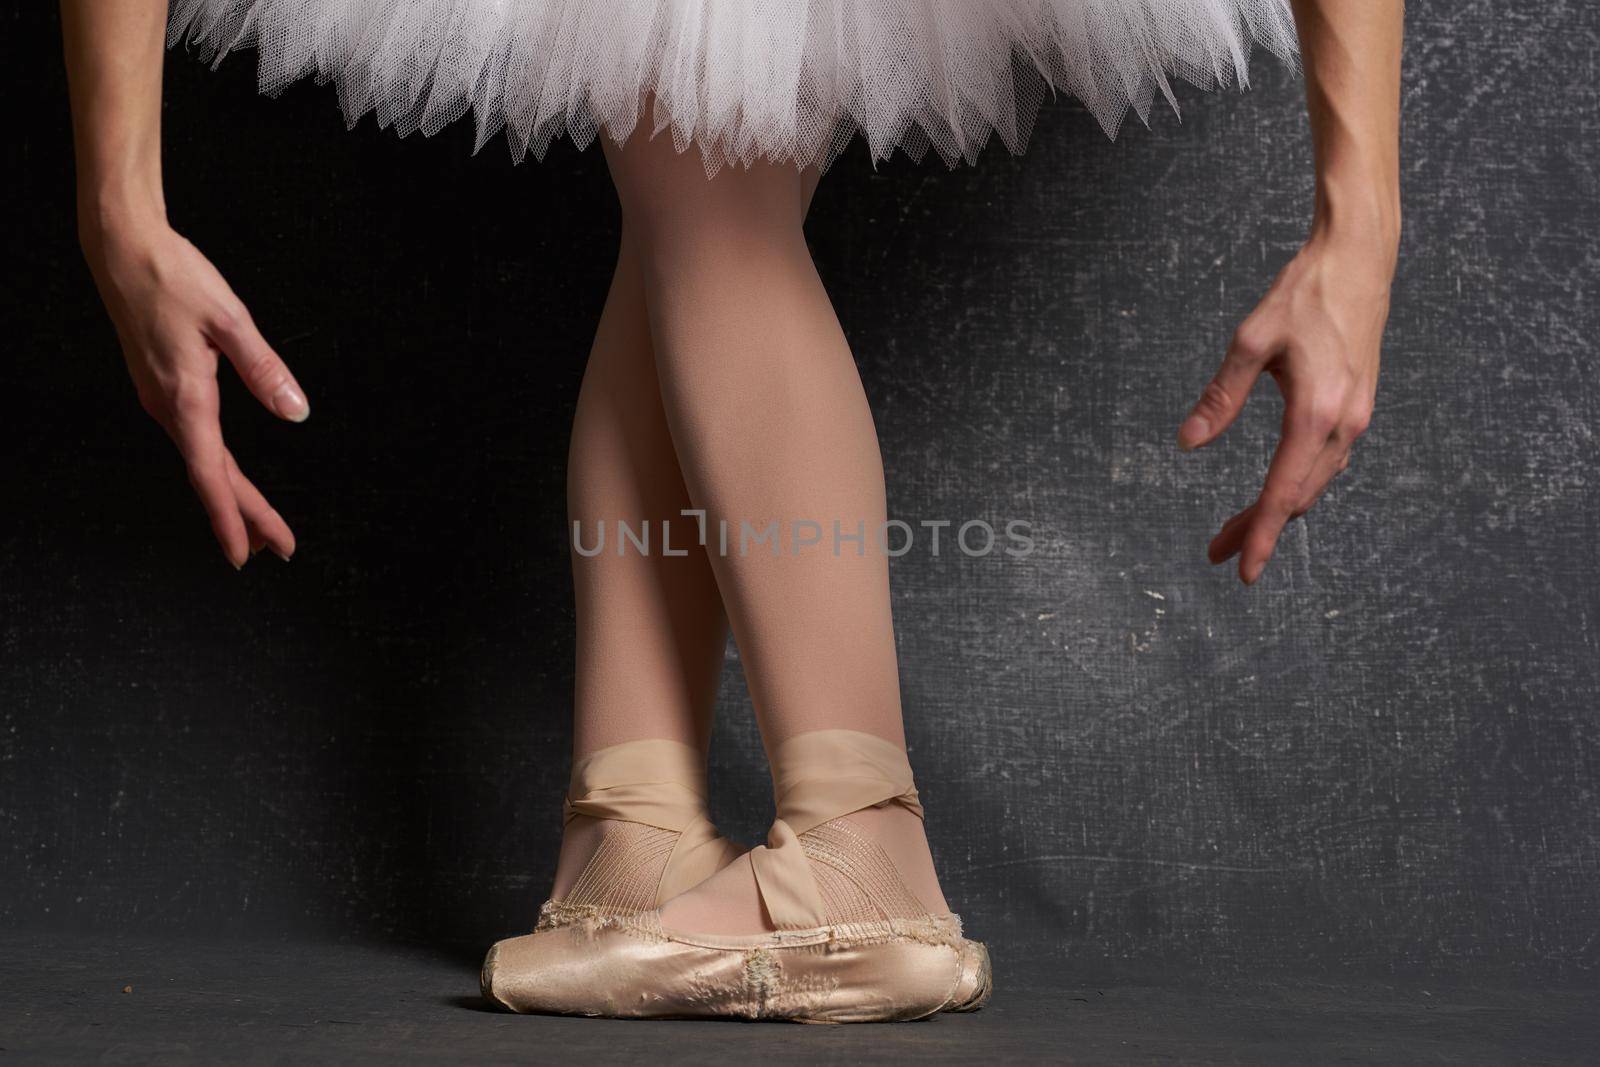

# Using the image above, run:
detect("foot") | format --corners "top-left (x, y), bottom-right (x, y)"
top-left (547, 813), bottom-right (610, 902)
top-left (541, 737), bottom-right (742, 917)
top-left (660, 804), bottom-right (951, 935)
top-left (484, 808), bottom-right (984, 1021)
top-left (541, 814), bottom-right (687, 920)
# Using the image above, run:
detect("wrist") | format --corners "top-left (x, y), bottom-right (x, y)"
top-left (1311, 171), bottom-right (1401, 265)
top-left (76, 178), bottom-right (169, 257)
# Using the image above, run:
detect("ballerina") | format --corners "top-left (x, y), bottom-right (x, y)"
top-left (60, 0), bottom-right (1401, 1022)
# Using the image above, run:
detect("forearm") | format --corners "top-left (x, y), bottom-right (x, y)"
top-left (1290, 0), bottom-right (1404, 266)
top-left (60, 1), bottom-right (171, 243)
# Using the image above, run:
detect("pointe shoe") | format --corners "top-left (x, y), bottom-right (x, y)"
top-left (484, 730), bottom-right (994, 1022)
top-left (530, 740), bottom-right (743, 931)
top-left (947, 938), bottom-right (993, 1012)
top-left (484, 819), bottom-right (964, 1021)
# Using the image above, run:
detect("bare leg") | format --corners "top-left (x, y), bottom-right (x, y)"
top-left (603, 134), bottom-right (948, 932)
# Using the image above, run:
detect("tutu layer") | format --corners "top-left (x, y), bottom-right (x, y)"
top-left (168, 0), bottom-right (1298, 174)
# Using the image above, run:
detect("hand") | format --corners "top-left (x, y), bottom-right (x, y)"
top-left (82, 218), bottom-right (308, 569)
top-left (1178, 231), bottom-right (1392, 584)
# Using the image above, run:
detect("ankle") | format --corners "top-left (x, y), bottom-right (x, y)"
top-left (841, 805), bottom-right (950, 915)
top-left (549, 814), bottom-right (609, 901)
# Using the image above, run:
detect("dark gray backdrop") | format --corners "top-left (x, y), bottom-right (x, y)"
top-left (4, 2), bottom-right (1596, 980)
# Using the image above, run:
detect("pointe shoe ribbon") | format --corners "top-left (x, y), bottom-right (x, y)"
top-left (563, 738), bottom-right (741, 903)
top-left (747, 729), bottom-right (922, 929)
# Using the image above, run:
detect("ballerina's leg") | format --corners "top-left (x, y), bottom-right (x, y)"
top-left (601, 132), bottom-right (949, 934)
top-left (552, 166), bottom-right (823, 900)
top-left (552, 226), bottom-right (731, 899)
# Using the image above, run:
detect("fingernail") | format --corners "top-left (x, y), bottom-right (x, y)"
top-left (1178, 414), bottom-right (1208, 451)
top-left (272, 383), bottom-right (310, 423)
top-left (273, 549), bottom-right (292, 563)
top-left (1244, 562), bottom-right (1263, 585)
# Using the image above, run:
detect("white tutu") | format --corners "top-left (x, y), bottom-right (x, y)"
top-left (168, 0), bottom-right (1298, 174)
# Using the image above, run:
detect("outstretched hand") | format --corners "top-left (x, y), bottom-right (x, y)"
top-left (1179, 233), bottom-right (1393, 584)
top-left (82, 222), bottom-right (308, 569)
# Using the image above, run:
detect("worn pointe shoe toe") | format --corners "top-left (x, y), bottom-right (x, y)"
top-left (480, 942), bottom-right (503, 1008)
top-left (946, 937), bottom-right (993, 1012)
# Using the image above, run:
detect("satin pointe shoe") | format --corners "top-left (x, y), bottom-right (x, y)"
top-left (948, 937), bottom-right (993, 1012)
top-left (483, 729), bottom-right (992, 1022)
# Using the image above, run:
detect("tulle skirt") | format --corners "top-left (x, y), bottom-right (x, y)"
top-left (168, 1), bottom-right (1298, 175)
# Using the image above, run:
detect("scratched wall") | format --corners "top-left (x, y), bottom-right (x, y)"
top-left (3, 2), bottom-right (1597, 977)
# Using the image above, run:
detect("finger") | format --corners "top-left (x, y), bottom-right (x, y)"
top-left (1290, 404), bottom-right (1365, 519)
top-left (166, 378), bottom-right (250, 569)
top-left (211, 306), bottom-right (310, 423)
top-left (1208, 504), bottom-right (1257, 565)
top-left (1290, 443), bottom-right (1352, 520)
top-left (240, 505), bottom-right (286, 560)
top-left (1179, 323), bottom-right (1275, 451)
top-left (1238, 400), bottom-right (1334, 584)
top-left (225, 449), bottom-right (296, 561)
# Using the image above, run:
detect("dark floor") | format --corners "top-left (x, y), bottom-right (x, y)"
top-left (2, 933), bottom-right (1595, 1065)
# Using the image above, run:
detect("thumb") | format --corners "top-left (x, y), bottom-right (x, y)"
top-left (1179, 339), bottom-right (1266, 451)
top-left (213, 307), bottom-right (310, 423)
